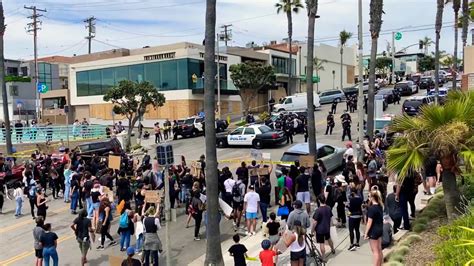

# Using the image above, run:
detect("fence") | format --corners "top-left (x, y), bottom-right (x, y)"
top-left (0, 124), bottom-right (109, 145)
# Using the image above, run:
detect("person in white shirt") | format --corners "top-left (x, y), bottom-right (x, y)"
top-left (223, 175), bottom-right (235, 206)
top-left (243, 185), bottom-right (260, 236)
top-left (13, 182), bottom-right (24, 217)
top-left (343, 142), bottom-right (354, 163)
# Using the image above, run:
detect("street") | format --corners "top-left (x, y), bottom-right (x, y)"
top-left (0, 92), bottom-right (414, 266)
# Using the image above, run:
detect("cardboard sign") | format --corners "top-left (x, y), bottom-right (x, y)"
top-left (108, 155), bottom-right (121, 170)
top-left (249, 168), bottom-right (258, 177)
top-left (145, 190), bottom-right (161, 203)
top-left (257, 168), bottom-right (269, 176)
top-left (102, 187), bottom-right (114, 202)
top-left (299, 155), bottom-right (315, 168)
top-left (262, 152), bottom-right (271, 160)
top-left (250, 149), bottom-right (262, 160)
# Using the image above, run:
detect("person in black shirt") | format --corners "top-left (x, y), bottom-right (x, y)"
top-left (364, 190), bottom-right (384, 266)
top-left (40, 223), bottom-right (59, 266)
top-left (71, 210), bottom-right (95, 266)
top-left (341, 111), bottom-right (352, 141)
top-left (14, 120), bottom-right (23, 143)
top-left (284, 121), bottom-right (293, 144)
top-left (295, 167), bottom-right (311, 214)
top-left (331, 101), bottom-right (338, 114)
top-left (228, 234), bottom-right (248, 266)
top-left (396, 169), bottom-right (417, 230)
top-left (347, 187), bottom-right (363, 251)
top-left (311, 165), bottom-right (323, 204)
top-left (70, 175), bottom-right (80, 214)
top-left (256, 176), bottom-right (271, 222)
top-left (83, 174), bottom-right (94, 218)
top-left (325, 112), bottom-right (335, 135)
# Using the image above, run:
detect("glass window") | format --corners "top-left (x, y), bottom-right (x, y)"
top-left (243, 128), bottom-right (255, 135)
top-left (177, 59), bottom-right (188, 89)
top-left (77, 71), bottom-right (89, 96)
top-left (188, 59), bottom-right (201, 89)
top-left (88, 70), bottom-right (102, 95)
top-left (258, 126), bottom-right (272, 133)
top-left (161, 60), bottom-right (178, 90)
top-left (115, 66), bottom-right (129, 84)
top-left (130, 64), bottom-right (144, 83)
top-left (101, 68), bottom-right (115, 93)
top-left (317, 148), bottom-right (327, 158)
top-left (145, 62), bottom-right (161, 89)
top-left (230, 127), bottom-right (244, 135)
top-left (285, 98), bottom-right (292, 104)
top-left (323, 145), bottom-right (335, 155)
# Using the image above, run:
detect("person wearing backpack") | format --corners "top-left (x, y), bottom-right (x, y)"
top-left (26, 172), bottom-right (38, 219)
top-left (118, 209), bottom-right (135, 251)
top-left (96, 198), bottom-right (117, 250)
top-left (232, 177), bottom-right (246, 231)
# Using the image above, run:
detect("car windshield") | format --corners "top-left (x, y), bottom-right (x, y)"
top-left (428, 90), bottom-right (447, 96)
top-left (281, 152), bottom-right (303, 162)
top-left (404, 99), bottom-right (424, 108)
top-left (395, 83), bottom-right (407, 88)
top-left (258, 125), bottom-right (272, 133)
top-left (377, 89), bottom-right (392, 95)
top-left (184, 118), bottom-right (195, 124)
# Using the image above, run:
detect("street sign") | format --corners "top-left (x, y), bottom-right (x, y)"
top-left (395, 32), bottom-right (402, 41)
top-left (300, 75), bottom-right (320, 83)
top-left (37, 83), bottom-right (49, 94)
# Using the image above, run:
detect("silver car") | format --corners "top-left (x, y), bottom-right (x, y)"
top-left (276, 143), bottom-right (346, 175)
top-left (318, 89), bottom-right (346, 104)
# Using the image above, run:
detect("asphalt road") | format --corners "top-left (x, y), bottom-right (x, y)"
top-left (0, 90), bottom-right (414, 266)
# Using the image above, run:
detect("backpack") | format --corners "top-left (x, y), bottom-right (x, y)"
top-left (232, 183), bottom-right (241, 198)
top-left (119, 212), bottom-right (129, 228)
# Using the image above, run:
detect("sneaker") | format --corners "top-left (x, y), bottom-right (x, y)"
top-left (232, 221), bottom-right (236, 226)
top-left (245, 231), bottom-right (250, 236)
top-left (120, 248), bottom-right (125, 252)
top-left (109, 241), bottom-right (118, 247)
top-left (355, 243), bottom-right (360, 249)
top-left (349, 245), bottom-right (357, 251)
top-left (331, 248), bottom-right (336, 254)
top-left (96, 245), bottom-right (105, 250)
top-left (194, 237), bottom-right (201, 241)
top-left (347, 244), bottom-right (354, 251)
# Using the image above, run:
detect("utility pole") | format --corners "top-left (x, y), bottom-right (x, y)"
top-left (24, 5), bottom-right (46, 122)
top-left (0, 1), bottom-right (12, 154)
top-left (356, 0), bottom-right (365, 162)
top-left (391, 32), bottom-right (395, 84)
top-left (84, 16), bottom-right (96, 54)
top-left (216, 33), bottom-right (221, 119)
top-left (220, 24), bottom-right (232, 46)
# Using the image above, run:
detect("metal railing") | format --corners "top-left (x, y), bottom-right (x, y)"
top-left (0, 124), bottom-right (109, 145)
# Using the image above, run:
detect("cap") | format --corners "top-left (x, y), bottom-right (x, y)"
top-left (293, 200), bottom-right (303, 209)
top-left (126, 246), bottom-right (135, 256)
top-left (249, 185), bottom-right (255, 190)
top-left (261, 239), bottom-right (272, 250)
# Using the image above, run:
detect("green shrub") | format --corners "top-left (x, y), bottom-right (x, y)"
top-left (412, 223), bottom-right (427, 233)
top-left (421, 209), bottom-right (439, 219)
top-left (459, 174), bottom-right (474, 205)
top-left (415, 217), bottom-right (429, 225)
top-left (259, 111), bottom-right (270, 121)
top-left (388, 253), bottom-right (405, 263)
top-left (399, 234), bottom-right (422, 247)
top-left (434, 208), bottom-right (474, 265)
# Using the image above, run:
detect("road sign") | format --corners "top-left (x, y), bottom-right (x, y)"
top-left (37, 83), bottom-right (49, 94)
top-left (395, 32), bottom-right (402, 41)
top-left (300, 75), bottom-right (320, 83)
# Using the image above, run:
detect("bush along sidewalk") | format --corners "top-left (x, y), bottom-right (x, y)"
top-left (384, 192), bottom-right (447, 265)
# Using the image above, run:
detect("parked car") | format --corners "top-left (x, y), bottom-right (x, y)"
top-left (419, 76), bottom-right (435, 90)
top-left (216, 124), bottom-right (286, 149)
top-left (75, 138), bottom-right (123, 156)
top-left (174, 117), bottom-right (204, 138)
top-left (275, 143), bottom-right (346, 175)
top-left (427, 87), bottom-right (449, 104)
top-left (318, 89), bottom-right (346, 104)
top-left (342, 85), bottom-right (368, 97)
top-left (402, 95), bottom-right (435, 116)
top-left (395, 81), bottom-right (418, 96)
top-left (273, 93), bottom-right (321, 112)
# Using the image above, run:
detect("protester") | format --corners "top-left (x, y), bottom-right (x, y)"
top-left (279, 187), bottom-right (293, 221)
top-left (70, 174), bottom-right (80, 214)
top-left (223, 173), bottom-right (235, 206)
top-left (256, 176), bottom-right (271, 223)
top-left (295, 167), bottom-right (311, 214)
top-left (287, 200), bottom-right (310, 230)
top-left (191, 191), bottom-right (205, 240)
top-left (385, 185), bottom-right (402, 234)
top-left (347, 186), bottom-right (363, 251)
top-left (382, 216), bottom-right (393, 249)
top-left (142, 206), bottom-right (162, 266)
top-left (232, 177), bottom-right (246, 230)
top-left (97, 198), bottom-right (117, 250)
top-left (36, 189), bottom-right (48, 220)
top-left (26, 171), bottom-right (38, 219)
top-left (121, 247), bottom-right (142, 266)
top-left (40, 223), bottom-right (59, 266)
top-left (14, 182), bottom-right (24, 217)
top-left (260, 239), bottom-right (277, 266)
top-left (243, 185), bottom-right (260, 236)
top-left (364, 190), bottom-right (384, 266)
top-left (266, 212), bottom-right (281, 245)
top-left (33, 216), bottom-right (45, 266)
top-left (118, 209), bottom-right (135, 251)
top-left (228, 234), bottom-right (248, 266)
top-left (71, 209), bottom-right (95, 266)
top-left (287, 220), bottom-right (306, 266)
top-left (311, 195), bottom-right (335, 259)
top-left (133, 213), bottom-right (144, 255)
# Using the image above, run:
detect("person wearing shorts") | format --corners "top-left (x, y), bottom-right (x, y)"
top-left (289, 220), bottom-right (306, 266)
top-left (243, 185), bottom-right (260, 236)
top-left (365, 191), bottom-right (384, 266)
top-left (33, 216), bottom-right (45, 266)
top-left (311, 195), bottom-right (335, 259)
top-left (232, 179), bottom-right (246, 230)
top-left (71, 210), bottom-right (95, 265)
top-left (295, 167), bottom-right (311, 214)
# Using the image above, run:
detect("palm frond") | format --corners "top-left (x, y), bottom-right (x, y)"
top-left (387, 144), bottom-right (427, 183)
top-left (389, 115), bottom-right (424, 133)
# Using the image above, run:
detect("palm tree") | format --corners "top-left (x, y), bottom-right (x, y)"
top-left (313, 57), bottom-right (327, 93)
top-left (366, 0), bottom-right (384, 139)
top-left (275, 0), bottom-right (304, 95)
top-left (446, 0), bottom-right (461, 90)
top-left (440, 55), bottom-right (455, 68)
top-left (339, 30), bottom-right (352, 92)
top-left (305, 0), bottom-right (319, 163)
top-left (434, 0), bottom-right (445, 105)
top-left (203, 0), bottom-right (223, 264)
top-left (387, 91), bottom-right (474, 220)
top-left (420, 36), bottom-right (433, 55)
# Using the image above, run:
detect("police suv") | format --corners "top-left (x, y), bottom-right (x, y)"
top-left (216, 124), bottom-right (286, 149)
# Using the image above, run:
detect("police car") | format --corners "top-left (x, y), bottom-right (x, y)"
top-left (216, 124), bottom-right (286, 149)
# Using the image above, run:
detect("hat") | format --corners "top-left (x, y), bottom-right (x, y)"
top-left (126, 247), bottom-right (135, 256)
top-left (345, 141), bottom-right (353, 148)
top-left (249, 185), bottom-right (255, 190)
top-left (292, 200), bottom-right (303, 209)
top-left (261, 239), bottom-right (272, 250)
top-left (335, 175), bottom-right (347, 185)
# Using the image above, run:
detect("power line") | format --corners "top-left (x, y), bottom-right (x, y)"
top-left (45, 0), bottom-right (204, 12)
top-left (92, 38), bottom-right (123, 49)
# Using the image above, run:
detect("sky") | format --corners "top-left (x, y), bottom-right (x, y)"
top-left (2, 0), bottom-right (469, 61)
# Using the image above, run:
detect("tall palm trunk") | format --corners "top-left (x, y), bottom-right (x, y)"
top-left (306, 1), bottom-right (318, 161)
top-left (452, 4), bottom-right (460, 90)
top-left (367, 38), bottom-right (378, 139)
top-left (203, 0), bottom-right (223, 264)
top-left (441, 169), bottom-right (461, 220)
top-left (340, 47), bottom-right (344, 91)
top-left (287, 10), bottom-right (293, 95)
top-left (434, 0), bottom-right (444, 105)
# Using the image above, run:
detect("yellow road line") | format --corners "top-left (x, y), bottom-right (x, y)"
top-left (0, 234), bottom-right (75, 265)
top-left (0, 206), bottom-right (69, 233)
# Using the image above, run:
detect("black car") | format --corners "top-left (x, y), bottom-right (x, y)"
top-left (402, 96), bottom-right (434, 116)
top-left (75, 138), bottom-right (123, 157)
top-left (343, 85), bottom-right (368, 97)
top-left (419, 76), bottom-right (435, 90)
top-left (376, 88), bottom-right (398, 104)
top-left (395, 81), bottom-right (418, 96)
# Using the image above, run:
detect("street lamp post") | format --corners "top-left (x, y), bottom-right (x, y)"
top-left (216, 33), bottom-right (221, 119)
top-left (332, 70), bottom-right (336, 89)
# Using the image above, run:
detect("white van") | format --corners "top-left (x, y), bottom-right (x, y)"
top-left (273, 93), bottom-right (321, 112)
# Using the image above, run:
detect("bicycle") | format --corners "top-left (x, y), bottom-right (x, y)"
top-left (305, 233), bottom-right (326, 266)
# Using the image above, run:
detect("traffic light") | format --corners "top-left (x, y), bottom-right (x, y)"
top-left (419, 40), bottom-right (423, 50)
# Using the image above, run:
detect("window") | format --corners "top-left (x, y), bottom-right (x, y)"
top-left (195, 118), bottom-right (203, 123)
top-left (88, 70), bottom-right (102, 95)
top-left (77, 71), bottom-right (89, 96)
top-left (317, 148), bottom-right (327, 158)
top-left (38, 62), bottom-right (53, 90)
top-left (9, 85), bottom-right (18, 96)
top-left (21, 67), bottom-right (28, 76)
top-left (7, 67), bottom-right (18, 76)
top-left (230, 128), bottom-right (244, 135)
top-left (322, 145), bottom-right (335, 155)
top-left (130, 64), bottom-right (144, 83)
top-left (101, 68), bottom-right (115, 93)
top-left (161, 60), bottom-right (178, 89)
top-left (271, 56), bottom-right (296, 75)
top-left (284, 98), bottom-right (292, 104)
top-left (258, 126), bottom-right (272, 133)
top-left (243, 128), bottom-right (255, 135)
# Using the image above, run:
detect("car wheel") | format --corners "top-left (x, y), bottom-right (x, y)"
top-left (278, 108), bottom-right (285, 112)
top-left (252, 139), bottom-right (263, 149)
top-left (192, 129), bottom-right (198, 137)
top-left (334, 98), bottom-right (341, 103)
top-left (217, 139), bottom-right (227, 148)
